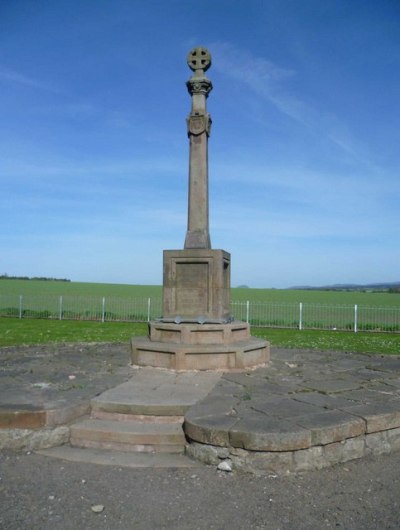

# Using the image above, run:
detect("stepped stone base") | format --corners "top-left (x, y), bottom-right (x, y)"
top-left (64, 369), bottom-right (221, 457)
top-left (38, 446), bottom-right (202, 468)
top-left (70, 418), bottom-right (185, 454)
top-left (131, 321), bottom-right (269, 371)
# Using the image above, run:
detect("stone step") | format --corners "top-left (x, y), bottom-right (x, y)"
top-left (70, 418), bottom-right (186, 453)
top-left (90, 410), bottom-right (184, 423)
top-left (90, 369), bottom-right (221, 417)
top-left (37, 445), bottom-right (201, 468)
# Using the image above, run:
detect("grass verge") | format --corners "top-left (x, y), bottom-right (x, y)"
top-left (0, 318), bottom-right (399, 355)
top-left (253, 328), bottom-right (400, 355)
top-left (0, 318), bottom-right (147, 347)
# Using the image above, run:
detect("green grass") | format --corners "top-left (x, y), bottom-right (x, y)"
top-left (1, 280), bottom-right (400, 334)
top-left (252, 328), bottom-right (400, 355)
top-left (1, 318), bottom-right (399, 355)
top-left (232, 287), bottom-right (400, 306)
top-left (1, 279), bottom-right (400, 306)
top-left (0, 318), bottom-right (147, 347)
top-left (0, 279), bottom-right (162, 298)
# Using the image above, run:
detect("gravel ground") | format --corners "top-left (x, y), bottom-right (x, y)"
top-left (1, 449), bottom-right (400, 529)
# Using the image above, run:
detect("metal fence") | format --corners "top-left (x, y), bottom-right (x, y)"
top-left (0, 294), bottom-right (399, 333)
top-left (0, 294), bottom-right (162, 324)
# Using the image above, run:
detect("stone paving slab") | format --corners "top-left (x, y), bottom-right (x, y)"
top-left (229, 414), bottom-right (311, 451)
top-left (294, 410), bottom-right (365, 445)
top-left (2, 343), bottom-right (400, 472)
top-left (91, 368), bottom-right (221, 416)
top-left (339, 402), bottom-right (400, 433)
top-left (0, 343), bottom-right (136, 430)
top-left (185, 348), bottom-right (400, 472)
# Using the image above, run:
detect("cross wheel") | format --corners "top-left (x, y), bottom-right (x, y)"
top-left (187, 47), bottom-right (211, 72)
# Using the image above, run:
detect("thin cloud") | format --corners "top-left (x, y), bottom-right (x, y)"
top-left (211, 41), bottom-right (303, 121)
top-left (0, 66), bottom-right (59, 93)
top-left (211, 42), bottom-right (376, 169)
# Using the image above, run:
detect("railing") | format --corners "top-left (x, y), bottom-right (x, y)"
top-left (0, 294), bottom-right (399, 333)
top-left (0, 294), bottom-right (162, 323)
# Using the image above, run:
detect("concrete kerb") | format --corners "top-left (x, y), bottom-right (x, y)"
top-left (1, 346), bottom-right (400, 473)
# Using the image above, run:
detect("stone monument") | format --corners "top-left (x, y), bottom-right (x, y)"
top-left (131, 47), bottom-right (269, 370)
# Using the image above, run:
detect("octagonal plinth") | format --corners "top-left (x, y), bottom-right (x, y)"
top-left (130, 321), bottom-right (270, 371)
top-left (149, 321), bottom-right (250, 345)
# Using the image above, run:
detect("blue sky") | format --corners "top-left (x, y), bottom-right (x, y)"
top-left (1, 0), bottom-right (399, 288)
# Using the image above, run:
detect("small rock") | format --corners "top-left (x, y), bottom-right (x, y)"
top-left (48, 495), bottom-right (55, 500)
top-left (91, 504), bottom-right (104, 513)
top-left (217, 460), bottom-right (232, 472)
top-left (32, 382), bottom-right (51, 389)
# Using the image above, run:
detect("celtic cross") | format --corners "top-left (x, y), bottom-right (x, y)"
top-left (184, 47), bottom-right (213, 249)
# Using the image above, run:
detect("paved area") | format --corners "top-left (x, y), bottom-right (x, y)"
top-left (0, 343), bottom-right (135, 432)
top-left (186, 349), bottom-right (400, 472)
top-left (1, 343), bottom-right (400, 473)
top-left (91, 368), bottom-right (221, 416)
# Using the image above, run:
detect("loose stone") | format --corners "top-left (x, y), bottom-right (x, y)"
top-left (91, 504), bottom-right (105, 513)
top-left (217, 460), bottom-right (233, 472)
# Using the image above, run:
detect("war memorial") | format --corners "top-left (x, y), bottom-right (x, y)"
top-left (1, 49), bottom-right (400, 475)
top-left (130, 47), bottom-right (269, 371)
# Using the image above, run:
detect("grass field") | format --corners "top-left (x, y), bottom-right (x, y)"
top-left (233, 287), bottom-right (400, 306)
top-left (1, 318), bottom-right (399, 355)
top-left (2, 279), bottom-right (400, 333)
top-left (0, 280), bottom-right (162, 298)
top-left (1, 279), bottom-right (400, 306)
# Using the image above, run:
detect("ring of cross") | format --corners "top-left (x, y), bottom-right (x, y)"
top-left (187, 47), bottom-right (211, 72)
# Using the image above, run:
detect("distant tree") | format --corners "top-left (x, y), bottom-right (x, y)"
top-left (0, 274), bottom-right (70, 282)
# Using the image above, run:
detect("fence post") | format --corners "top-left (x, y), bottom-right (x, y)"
top-left (246, 300), bottom-right (250, 324)
top-left (354, 304), bottom-right (358, 333)
top-left (102, 297), bottom-right (106, 323)
top-left (19, 295), bottom-right (23, 319)
top-left (59, 296), bottom-right (63, 320)
top-left (147, 298), bottom-right (151, 322)
top-left (299, 302), bottom-right (303, 330)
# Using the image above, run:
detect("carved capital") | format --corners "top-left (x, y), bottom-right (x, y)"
top-left (186, 76), bottom-right (213, 97)
top-left (187, 113), bottom-right (212, 137)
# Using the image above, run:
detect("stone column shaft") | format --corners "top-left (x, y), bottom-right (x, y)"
top-left (184, 49), bottom-right (213, 250)
top-left (186, 129), bottom-right (210, 248)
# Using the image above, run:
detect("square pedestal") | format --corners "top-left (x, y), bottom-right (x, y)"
top-left (163, 249), bottom-right (230, 322)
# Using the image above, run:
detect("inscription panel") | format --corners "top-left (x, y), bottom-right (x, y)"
top-left (175, 262), bottom-right (208, 287)
top-left (175, 262), bottom-right (209, 314)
